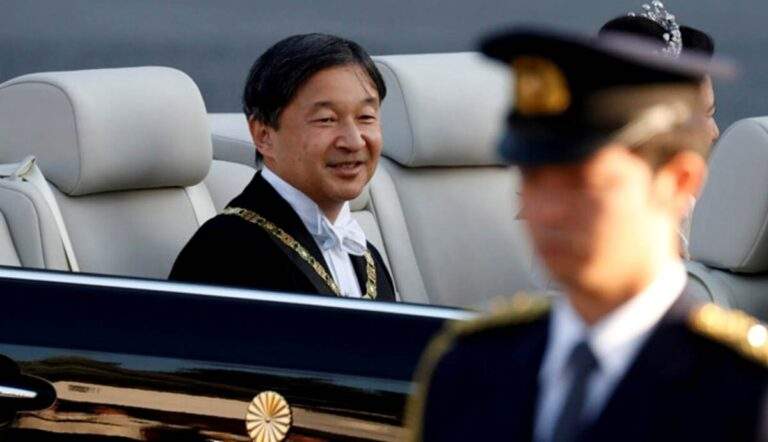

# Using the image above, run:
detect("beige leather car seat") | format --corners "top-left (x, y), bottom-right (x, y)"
top-left (208, 113), bottom-right (257, 168)
top-left (0, 158), bottom-right (69, 270)
top-left (374, 52), bottom-right (537, 308)
top-left (687, 117), bottom-right (768, 319)
top-left (0, 66), bottom-right (247, 278)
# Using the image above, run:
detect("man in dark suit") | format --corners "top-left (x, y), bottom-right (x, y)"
top-left (170, 34), bottom-right (396, 301)
top-left (407, 28), bottom-right (768, 441)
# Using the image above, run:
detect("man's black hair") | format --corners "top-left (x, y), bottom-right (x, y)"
top-left (243, 33), bottom-right (387, 128)
top-left (599, 16), bottom-right (715, 57)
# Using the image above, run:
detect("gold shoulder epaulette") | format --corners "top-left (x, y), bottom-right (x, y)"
top-left (451, 292), bottom-right (551, 337)
top-left (404, 292), bottom-right (549, 442)
top-left (689, 303), bottom-right (768, 366)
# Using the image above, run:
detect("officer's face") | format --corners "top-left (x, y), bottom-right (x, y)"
top-left (252, 64), bottom-right (382, 219)
top-left (520, 146), bottom-right (678, 302)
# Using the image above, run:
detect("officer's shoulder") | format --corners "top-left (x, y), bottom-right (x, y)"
top-left (419, 292), bottom-right (549, 368)
top-left (451, 292), bottom-right (551, 339)
top-left (405, 293), bottom-right (550, 438)
top-left (688, 303), bottom-right (768, 368)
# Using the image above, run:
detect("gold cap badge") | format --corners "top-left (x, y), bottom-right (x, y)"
top-left (246, 391), bottom-right (292, 442)
top-left (512, 56), bottom-right (571, 116)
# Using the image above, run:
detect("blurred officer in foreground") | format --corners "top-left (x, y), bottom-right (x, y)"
top-left (407, 28), bottom-right (768, 441)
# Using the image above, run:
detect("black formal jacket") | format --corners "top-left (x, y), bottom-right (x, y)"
top-left (410, 291), bottom-right (768, 441)
top-left (169, 172), bottom-right (397, 301)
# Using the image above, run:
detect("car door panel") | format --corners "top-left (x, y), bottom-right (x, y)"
top-left (0, 269), bottom-right (467, 440)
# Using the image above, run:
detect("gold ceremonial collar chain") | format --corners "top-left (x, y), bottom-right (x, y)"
top-left (223, 207), bottom-right (378, 300)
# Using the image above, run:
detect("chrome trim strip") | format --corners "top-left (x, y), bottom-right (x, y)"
top-left (0, 267), bottom-right (475, 321)
top-left (0, 385), bottom-right (37, 399)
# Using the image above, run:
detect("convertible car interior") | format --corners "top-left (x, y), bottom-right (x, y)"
top-left (0, 52), bottom-right (767, 318)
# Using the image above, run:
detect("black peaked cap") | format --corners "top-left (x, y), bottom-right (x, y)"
top-left (479, 28), bottom-right (726, 165)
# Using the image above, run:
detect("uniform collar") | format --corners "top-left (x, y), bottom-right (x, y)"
top-left (261, 166), bottom-right (367, 255)
top-left (542, 259), bottom-right (688, 381)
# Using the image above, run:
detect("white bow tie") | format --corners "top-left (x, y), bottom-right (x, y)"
top-left (315, 215), bottom-right (367, 256)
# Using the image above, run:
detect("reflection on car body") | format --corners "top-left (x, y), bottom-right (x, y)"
top-left (0, 266), bottom-right (471, 440)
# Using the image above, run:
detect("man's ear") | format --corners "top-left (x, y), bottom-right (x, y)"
top-left (248, 118), bottom-right (276, 160)
top-left (655, 151), bottom-right (708, 218)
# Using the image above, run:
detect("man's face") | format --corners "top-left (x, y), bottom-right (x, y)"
top-left (701, 75), bottom-right (719, 145)
top-left (520, 146), bottom-right (670, 297)
top-left (257, 64), bottom-right (382, 215)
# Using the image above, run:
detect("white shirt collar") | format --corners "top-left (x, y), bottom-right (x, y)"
top-left (534, 261), bottom-right (687, 441)
top-left (542, 259), bottom-right (688, 381)
top-left (261, 167), bottom-right (367, 255)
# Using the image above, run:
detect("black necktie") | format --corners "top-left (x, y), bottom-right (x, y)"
top-left (551, 341), bottom-right (599, 442)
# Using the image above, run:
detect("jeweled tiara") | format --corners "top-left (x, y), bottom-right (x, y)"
top-left (628, 1), bottom-right (683, 58)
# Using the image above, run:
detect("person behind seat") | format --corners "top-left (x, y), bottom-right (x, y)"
top-left (599, 2), bottom-right (718, 259)
top-left (407, 28), bottom-right (768, 441)
top-left (600, 8), bottom-right (719, 145)
top-left (598, 4), bottom-right (720, 259)
top-left (170, 33), bottom-right (396, 301)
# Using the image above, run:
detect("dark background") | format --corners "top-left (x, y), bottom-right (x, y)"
top-left (1, 0), bottom-right (765, 129)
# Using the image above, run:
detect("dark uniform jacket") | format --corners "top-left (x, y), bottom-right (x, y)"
top-left (169, 172), bottom-right (397, 301)
top-left (409, 291), bottom-right (768, 441)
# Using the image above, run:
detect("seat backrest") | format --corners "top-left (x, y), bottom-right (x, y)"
top-left (204, 159), bottom-right (257, 213)
top-left (0, 171), bottom-right (69, 270)
top-left (208, 113), bottom-right (258, 168)
top-left (0, 212), bottom-right (23, 267)
top-left (374, 52), bottom-right (535, 308)
top-left (688, 117), bottom-right (768, 319)
top-left (0, 67), bottom-right (216, 279)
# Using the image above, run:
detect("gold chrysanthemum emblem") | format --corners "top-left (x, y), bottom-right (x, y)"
top-left (245, 391), bottom-right (292, 442)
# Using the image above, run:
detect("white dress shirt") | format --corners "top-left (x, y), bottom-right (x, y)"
top-left (261, 167), bottom-right (368, 298)
top-left (534, 259), bottom-right (688, 442)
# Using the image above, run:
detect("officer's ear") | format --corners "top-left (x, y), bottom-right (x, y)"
top-left (248, 118), bottom-right (277, 160)
top-left (652, 150), bottom-right (707, 219)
